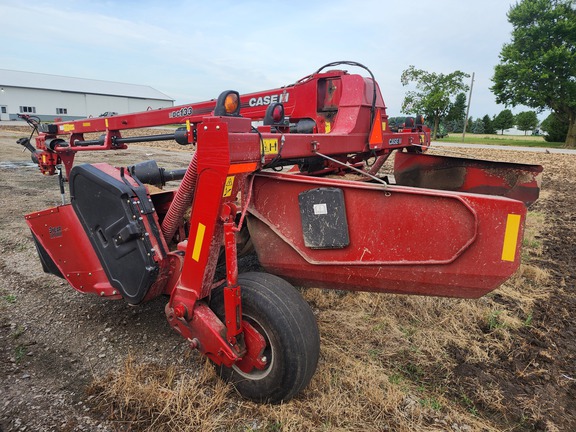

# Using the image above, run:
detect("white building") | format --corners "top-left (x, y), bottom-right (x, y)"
top-left (0, 69), bottom-right (174, 121)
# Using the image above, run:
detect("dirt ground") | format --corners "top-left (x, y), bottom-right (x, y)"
top-left (0, 126), bottom-right (574, 431)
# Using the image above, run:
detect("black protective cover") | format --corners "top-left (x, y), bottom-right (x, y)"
top-left (70, 164), bottom-right (158, 304)
top-left (298, 187), bottom-right (350, 249)
top-left (31, 232), bottom-right (64, 278)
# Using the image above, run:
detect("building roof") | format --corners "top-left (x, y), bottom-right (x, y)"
top-left (0, 69), bottom-right (174, 101)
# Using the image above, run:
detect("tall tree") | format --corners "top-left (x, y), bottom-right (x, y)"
top-left (482, 114), bottom-right (496, 134)
top-left (446, 93), bottom-right (467, 123)
top-left (515, 110), bottom-right (539, 135)
top-left (491, 0), bottom-right (576, 147)
top-left (401, 66), bottom-right (469, 141)
top-left (493, 109), bottom-right (515, 134)
top-left (445, 93), bottom-right (467, 133)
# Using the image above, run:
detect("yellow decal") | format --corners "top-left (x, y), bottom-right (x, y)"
top-left (105, 118), bottom-right (109, 128)
top-left (192, 223), bottom-right (206, 262)
top-left (501, 214), bottom-right (521, 262)
top-left (263, 138), bottom-right (278, 155)
top-left (186, 119), bottom-right (191, 132)
top-left (325, 122), bottom-right (331, 133)
top-left (382, 122), bottom-right (387, 131)
top-left (223, 176), bottom-right (235, 197)
top-left (62, 124), bottom-right (75, 132)
top-left (82, 122), bottom-right (91, 127)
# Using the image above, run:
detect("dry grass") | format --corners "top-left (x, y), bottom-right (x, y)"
top-left (464, 134), bottom-right (546, 142)
top-left (88, 214), bottom-right (550, 430)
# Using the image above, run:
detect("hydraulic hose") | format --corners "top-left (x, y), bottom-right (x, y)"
top-left (161, 152), bottom-right (198, 244)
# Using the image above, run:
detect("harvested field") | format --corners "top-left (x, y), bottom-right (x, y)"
top-left (0, 125), bottom-right (574, 431)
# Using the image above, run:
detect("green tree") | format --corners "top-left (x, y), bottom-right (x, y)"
top-left (448, 119), bottom-right (465, 133)
top-left (541, 112), bottom-right (569, 142)
top-left (472, 118), bottom-right (485, 134)
top-left (491, 0), bottom-right (576, 147)
top-left (515, 110), bottom-right (539, 135)
top-left (493, 109), bottom-right (515, 134)
top-left (482, 114), bottom-right (495, 134)
top-left (466, 116), bottom-right (474, 133)
top-left (446, 93), bottom-right (467, 123)
top-left (401, 66), bottom-right (470, 141)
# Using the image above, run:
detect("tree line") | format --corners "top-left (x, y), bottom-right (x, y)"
top-left (401, 0), bottom-right (575, 147)
top-left (439, 99), bottom-right (554, 138)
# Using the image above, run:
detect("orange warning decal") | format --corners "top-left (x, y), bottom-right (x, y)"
top-left (228, 162), bottom-right (258, 174)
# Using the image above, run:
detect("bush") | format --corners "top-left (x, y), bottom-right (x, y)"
top-left (541, 113), bottom-right (568, 142)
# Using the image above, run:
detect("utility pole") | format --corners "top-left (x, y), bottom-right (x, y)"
top-left (462, 72), bottom-right (475, 142)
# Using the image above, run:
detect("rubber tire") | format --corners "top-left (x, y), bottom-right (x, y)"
top-left (210, 272), bottom-right (320, 403)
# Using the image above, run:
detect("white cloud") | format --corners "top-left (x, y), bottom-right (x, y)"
top-left (0, 0), bottom-right (530, 117)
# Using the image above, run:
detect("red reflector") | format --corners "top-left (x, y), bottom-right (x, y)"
top-left (272, 105), bottom-right (284, 123)
top-left (369, 108), bottom-right (383, 145)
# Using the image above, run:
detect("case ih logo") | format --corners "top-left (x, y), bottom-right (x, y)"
top-left (248, 93), bottom-right (290, 107)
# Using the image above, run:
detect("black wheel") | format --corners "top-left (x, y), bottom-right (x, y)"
top-left (209, 272), bottom-right (320, 403)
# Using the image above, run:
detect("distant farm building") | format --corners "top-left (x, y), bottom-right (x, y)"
top-left (0, 69), bottom-right (174, 121)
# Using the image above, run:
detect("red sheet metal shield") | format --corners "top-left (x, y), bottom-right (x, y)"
top-left (26, 205), bottom-right (119, 298)
top-left (394, 152), bottom-right (543, 206)
top-left (247, 172), bottom-right (526, 299)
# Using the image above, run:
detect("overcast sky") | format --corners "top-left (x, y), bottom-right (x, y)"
top-left (0, 0), bottom-right (535, 120)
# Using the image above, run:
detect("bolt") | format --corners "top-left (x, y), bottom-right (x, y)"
top-left (204, 126), bottom-right (208, 130)
top-left (100, 291), bottom-right (105, 296)
top-left (112, 290), bottom-right (117, 295)
top-left (174, 304), bottom-right (187, 319)
top-left (261, 356), bottom-right (267, 364)
top-left (216, 125), bottom-right (220, 130)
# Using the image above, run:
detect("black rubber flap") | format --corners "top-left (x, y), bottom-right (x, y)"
top-left (298, 187), bottom-right (349, 249)
top-left (70, 164), bottom-right (158, 304)
top-left (31, 232), bottom-right (64, 279)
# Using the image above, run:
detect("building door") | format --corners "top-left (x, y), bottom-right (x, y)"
top-left (0, 106), bottom-right (9, 121)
